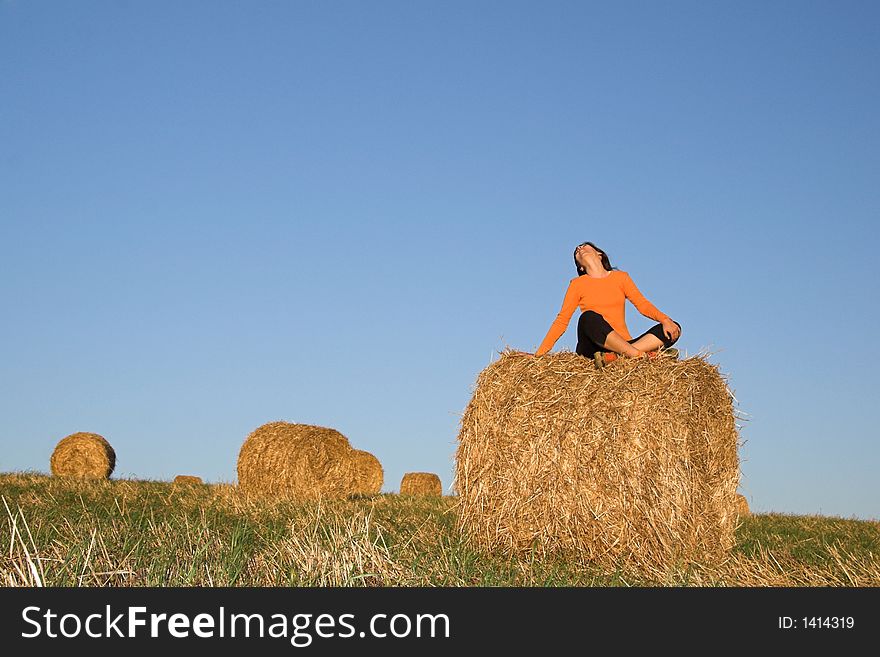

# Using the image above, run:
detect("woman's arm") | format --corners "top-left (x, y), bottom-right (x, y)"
top-left (621, 272), bottom-right (669, 323)
top-left (621, 272), bottom-right (679, 340)
top-left (535, 280), bottom-right (580, 355)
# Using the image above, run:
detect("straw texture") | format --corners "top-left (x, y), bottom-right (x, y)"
top-left (351, 450), bottom-right (383, 495)
top-left (400, 472), bottom-right (442, 496)
top-left (454, 350), bottom-right (740, 576)
top-left (735, 493), bottom-right (750, 516)
top-left (50, 432), bottom-right (116, 479)
top-left (237, 421), bottom-right (356, 499)
top-left (173, 475), bottom-right (203, 485)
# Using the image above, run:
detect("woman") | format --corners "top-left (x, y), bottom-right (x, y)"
top-left (534, 241), bottom-right (681, 366)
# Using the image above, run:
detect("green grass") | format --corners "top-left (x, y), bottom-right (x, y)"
top-left (2, 472), bottom-right (878, 586)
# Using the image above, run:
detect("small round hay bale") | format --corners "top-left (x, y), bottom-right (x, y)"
top-left (454, 350), bottom-right (741, 576)
top-left (351, 450), bottom-right (383, 495)
top-left (400, 472), bottom-right (442, 496)
top-left (735, 493), bottom-right (750, 516)
top-left (237, 421), bottom-right (356, 499)
top-left (50, 432), bottom-right (115, 479)
top-left (173, 475), bottom-right (203, 485)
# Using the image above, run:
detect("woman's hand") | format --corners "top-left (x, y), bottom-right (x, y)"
top-left (661, 318), bottom-right (680, 341)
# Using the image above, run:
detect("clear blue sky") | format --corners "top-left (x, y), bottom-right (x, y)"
top-left (2, 1), bottom-right (878, 520)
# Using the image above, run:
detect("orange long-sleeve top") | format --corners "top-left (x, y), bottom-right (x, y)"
top-left (535, 270), bottom-right (670, 356)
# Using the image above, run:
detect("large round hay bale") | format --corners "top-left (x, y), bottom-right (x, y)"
top-left (454, 350), bottom-right (740, 576)
top-left (351, 450), bottom-right (383, 495)
top-left (50, 432), bottom-right (116, 479)
top-left (400, 472), bottom-right (442, 496)
top-left (735, 493), bottom-right (750, 516)
top-left (173, 475), bottom-right (203, 485)
top-left (237, 421), bottom-right (356, 499)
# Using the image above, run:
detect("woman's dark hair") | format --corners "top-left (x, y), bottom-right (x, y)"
top-left (573, 241), bottom-right (613, 275)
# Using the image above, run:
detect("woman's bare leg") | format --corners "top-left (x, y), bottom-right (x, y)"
top-left (603, 331), bottom-right (644, 358)
top-left (630, 333), bottom-right (664, 353)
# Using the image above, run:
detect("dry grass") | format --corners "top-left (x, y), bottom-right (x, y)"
top-left (50, 432), bottom-right (115, 479)
top-left (454, 350), bottom-right (741, 578)
top-left (0, 473), bottom-right (878, 586)
top-left (249, 505), bottom-right (404, 586)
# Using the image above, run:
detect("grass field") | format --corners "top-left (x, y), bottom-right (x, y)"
top-left (2, 472), bottom-right (878, 587)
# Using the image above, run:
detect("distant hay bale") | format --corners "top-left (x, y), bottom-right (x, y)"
top-left (400, 472), bottom-right (442, 496)
top-left (454, 350), bottom-right (740, 576)
top-left (237, 421), bottom-right (356, 499)
top-left (50, 432), bottom-right (116, 480)
top-left (735, 493), bottom-right (750, 516)
top-left (351, 450), bottom-right (383, 495)
top-left (173, 475), bottom-right (203, 485)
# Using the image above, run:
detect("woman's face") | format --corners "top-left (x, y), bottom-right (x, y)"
top-left (575, 243), bottom-right (603, 269)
